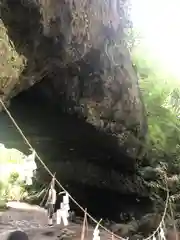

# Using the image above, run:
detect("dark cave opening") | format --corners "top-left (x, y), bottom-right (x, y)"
top-left (0, 0), bottom-right (153, 225)
top-left (0, 82), bottom-right (152, 222)
top-left (5, 79), bottom-right (137, 173)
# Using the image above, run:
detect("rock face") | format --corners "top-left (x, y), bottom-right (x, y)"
top-left (0, 0), bottom-right (147, 160)
top-left (0, 97), bottom-right (152, 221)
top-left (0, 0), bottom-right (150, 220)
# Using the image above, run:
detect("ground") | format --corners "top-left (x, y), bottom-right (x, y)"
top-left (0, 202), bottom-right (111, 240)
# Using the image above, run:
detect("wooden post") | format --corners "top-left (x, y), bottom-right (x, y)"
top-left (81, 208), bottom-right (88, 240)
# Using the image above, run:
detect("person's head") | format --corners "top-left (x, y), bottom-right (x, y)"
top-left (6, 230), bottom-right (29, 240)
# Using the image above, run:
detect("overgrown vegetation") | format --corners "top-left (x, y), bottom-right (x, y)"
top-left (132, 44), bottom-right (180, 212)
top-left (0, 20), bottom-right (26, 99)
top-left (0, 145), bottom-right (35, 204)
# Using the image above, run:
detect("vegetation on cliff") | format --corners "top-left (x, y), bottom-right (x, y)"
top-left (132, 43), bottom-right (180, 212)
top-left (0, 144), bottom-right (37, 203)
top-left (0, 19), bottom-right (26, 106)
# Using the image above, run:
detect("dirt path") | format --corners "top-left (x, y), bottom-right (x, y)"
top-left (0, 208), bottom-right (48, 232)
top-left (0, 202), bottom-right (112, 240)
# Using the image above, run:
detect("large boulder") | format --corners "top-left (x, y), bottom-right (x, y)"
top-left (0, 0), bottom-right (150, 219)
top-left (0, 0), bottom-right (147, 162)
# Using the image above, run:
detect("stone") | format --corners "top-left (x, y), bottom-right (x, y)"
top-left (110, 222), bottom-right (138, 237)
top-left (138, 213), bottom-right (161, 235)
top-left (139, 166), bottom-right (159, 180)
top-left (131, 234), bottom-right (144, 240)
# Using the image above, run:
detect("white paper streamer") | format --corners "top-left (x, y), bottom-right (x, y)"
top-left (56, 209), bottom-right (61, 225)
top-left (56, 202), bottom-right (69, 226)
top-left (63, 192), bottom-right (70, 217)
top-left (24, 150), bottom-right (37, 185)
top-left (93, 222), bottom-right (100, 240)
top-left (56, 192), bottom-right (70, 226)
top-left (159, 225), bottom-right (166, 240)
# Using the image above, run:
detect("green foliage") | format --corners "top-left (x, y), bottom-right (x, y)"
top-left (0, 172), bottom-right (27, 201)
top-left (0, 146), bottom-right (31, 201)
top-left (0, 19), bottom-right (26, 97)
top-left (132, 46), bottom-right (180, 166)
top-left (132, 44), bottom-right (180, 210)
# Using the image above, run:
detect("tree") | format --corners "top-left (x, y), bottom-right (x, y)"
top-left (132, 43), bottom-right (180, 211)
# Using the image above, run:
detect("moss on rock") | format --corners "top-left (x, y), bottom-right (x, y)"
top-left (0, 19), bottom-right (26, 106)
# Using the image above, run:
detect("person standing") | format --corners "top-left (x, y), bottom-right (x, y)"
top-left (46, 176), bottom-right (57, 226)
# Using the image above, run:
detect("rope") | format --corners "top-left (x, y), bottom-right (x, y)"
top-left (144, 176), bottom-right (169, 240)
top-left (0, 98), bottom-right (169, 240)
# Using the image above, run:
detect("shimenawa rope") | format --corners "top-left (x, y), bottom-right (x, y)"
top-left (0, 98), bottom-right (169, 240)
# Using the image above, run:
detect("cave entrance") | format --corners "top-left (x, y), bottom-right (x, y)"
top-left (0, 82), bottom-right (152, 222)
